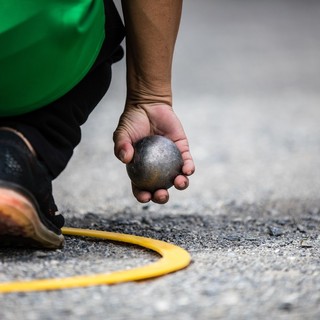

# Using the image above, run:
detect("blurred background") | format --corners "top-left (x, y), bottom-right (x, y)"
top-left (54, 0), bottom-right (320, 214)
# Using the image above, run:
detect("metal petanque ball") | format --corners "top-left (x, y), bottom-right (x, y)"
top-left (126, 135), bottom-right (183, 192)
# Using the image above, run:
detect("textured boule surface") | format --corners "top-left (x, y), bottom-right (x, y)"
top-left (126, 135), bottom-right (183, 192)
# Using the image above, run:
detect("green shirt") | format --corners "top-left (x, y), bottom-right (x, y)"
top-left (0, 0), bottom-right (105, 116)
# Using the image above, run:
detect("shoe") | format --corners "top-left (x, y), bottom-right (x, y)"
top-left (0, 130), bottom-right (64, 248)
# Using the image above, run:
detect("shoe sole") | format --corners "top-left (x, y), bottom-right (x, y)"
top-left (0, 188), bottom-right (64, 249)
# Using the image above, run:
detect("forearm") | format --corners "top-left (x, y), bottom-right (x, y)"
top-left (121, 0), bottom-right (183, 106)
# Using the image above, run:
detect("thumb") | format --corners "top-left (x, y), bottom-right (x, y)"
top-left (113, 131), bottom-right (135, 164)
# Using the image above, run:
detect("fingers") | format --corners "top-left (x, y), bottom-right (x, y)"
top-left (174, 138), bottom-right (195, 177)
top-left (182, 158), bottom-right (195, 177)
top-left (132, 174), bottom-right (190, 204)
top-left (174, 175), bottom-right (189, 190)
top-left (132, 184), bottom-right (152, 203)
top-left (132, 184), bottom-right (170, 204)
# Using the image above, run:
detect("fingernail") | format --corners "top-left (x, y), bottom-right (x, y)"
top-left (179, 182), bottom-right (187, 189)
top-left (119, 150), bottom-right (126, 162)
top-left (159, 195), bottom-right (168, 203)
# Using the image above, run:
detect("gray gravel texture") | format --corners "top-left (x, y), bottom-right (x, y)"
top-left (1, 0), bottom-right (320, 319)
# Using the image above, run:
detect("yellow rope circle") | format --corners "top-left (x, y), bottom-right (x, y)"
top-left (0, 227), bottom-right (191, 293)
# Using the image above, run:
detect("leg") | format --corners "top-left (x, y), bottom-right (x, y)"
top-left (0, 0), bottom-right (125, 248)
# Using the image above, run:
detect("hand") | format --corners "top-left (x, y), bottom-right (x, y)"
top-left (113, 103), bottom-right (195, 204)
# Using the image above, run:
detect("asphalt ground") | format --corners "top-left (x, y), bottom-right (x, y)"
top-left (1, 0), bottom-right (320, 319)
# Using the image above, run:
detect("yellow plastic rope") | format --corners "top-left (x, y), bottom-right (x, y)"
top-left (0, 227), bottom-right (191, 293)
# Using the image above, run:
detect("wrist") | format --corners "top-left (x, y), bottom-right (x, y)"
top-left (125, 45), bottom-right (173, 106)
top-left (126, 77), bottom-right (173, 106)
